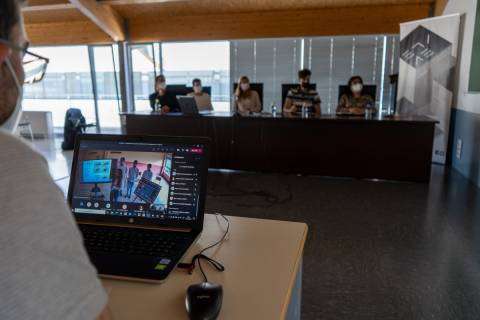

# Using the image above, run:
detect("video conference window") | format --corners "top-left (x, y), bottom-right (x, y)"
top-left (73, 149), bottom-right (172, 216)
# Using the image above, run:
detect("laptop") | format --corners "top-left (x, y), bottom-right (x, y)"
top-left (177, 96), bottom-right (212, 115)
top-left (67, 134), bottom-right (210, 283)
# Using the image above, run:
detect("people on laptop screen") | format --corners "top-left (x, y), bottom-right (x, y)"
top-left (336, 76), bottom-right (375, 115)
top-left (283, 69), bottom-right (321, 115)
top-left (234, 76), bottom-right (262, 114)
top-left (149, 75), bottom-right (180, 113)
top-left (187, 78), bottom-right (213, 111)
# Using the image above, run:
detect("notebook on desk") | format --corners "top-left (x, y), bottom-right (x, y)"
top-left (67, 134), bottom-right (210, 283)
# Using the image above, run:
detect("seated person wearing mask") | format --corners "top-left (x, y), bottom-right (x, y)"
top-left (149, 74), bottom-right (180, 113)
top-left (0, 0), bottom-right (112, 319)
top-left (283, 68), bottom-right (321, 115)
top-left (337, 76), bottom-right (375, 115)
top-left (187, 78), bottom-right (213, 111)
top-left (234, 76), bottom-right (261, 114)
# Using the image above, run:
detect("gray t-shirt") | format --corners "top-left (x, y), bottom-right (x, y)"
top-left (0, 130), bottom-right (107, 320)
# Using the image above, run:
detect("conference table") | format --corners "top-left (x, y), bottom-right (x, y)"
top-left (120, 111), bottom-right (437, 182)
top-left (103, 214), bottom-right (308, 320)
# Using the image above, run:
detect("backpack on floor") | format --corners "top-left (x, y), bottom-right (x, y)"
top-left (61, 108), bottom-right (87, 150)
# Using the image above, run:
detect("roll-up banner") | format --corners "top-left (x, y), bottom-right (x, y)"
top-left (397, 13), bottom-right (461, 164)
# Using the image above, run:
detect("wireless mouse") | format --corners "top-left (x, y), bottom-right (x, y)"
top-left (185, 282), bottom-right (223, 320)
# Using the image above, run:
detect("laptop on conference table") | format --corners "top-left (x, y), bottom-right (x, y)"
top-left (67, 134), bottom-right (210, 283)
top-left (177, 95), bottom-right (212, 115)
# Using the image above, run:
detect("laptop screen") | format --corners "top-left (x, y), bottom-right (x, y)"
top-left (69, 137), bottom-right (208, 224)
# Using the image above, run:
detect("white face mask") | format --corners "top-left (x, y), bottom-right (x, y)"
top-left (240, 83), bottom-right (250, 91)
top-left (2, 57), bottom-right (23, 132)
top-left (193, 85), bottom-right (202, 93)
top-left (157, 82), bottom-right (166, 91)
top-left (351, 83), bottom-right (363, 93)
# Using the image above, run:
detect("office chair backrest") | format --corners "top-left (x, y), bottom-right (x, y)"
top-left (281, 84), bottom-right (317, 111)
top-left (233, 83), bottom-right (264, 111)
top-left (186, 86), bottom-right (212, 96)
top-left (338, 85), bottom-right (377, 102)
top-left (167, 85), bottom-right (188, 96)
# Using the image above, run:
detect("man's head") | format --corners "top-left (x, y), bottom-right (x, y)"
top-left (155, 75), bottom-right (166, 92)
top-left (133, 160), bottom-right (138, 167)
top-left (147, 164), bottom-right (152, 170)
top-left (192, 78), bottom-right (202, 93)
top-left (298, 69), bottom-right (311, 89)
top-left (0, 0), bottom-right (26, 126)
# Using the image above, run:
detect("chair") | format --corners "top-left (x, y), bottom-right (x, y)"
top-left (17, 122), bottom-right (34, 142)
top-left (281, 84), bottom-right (317, 111)
top-left (338, 85), bottom-right (377, 102)
top-left (167, 85), bottom-right (189, 97)
top-left (185, 86), bottom-right (212, 96)
top-left (233, 83), bottom-right (264, 111)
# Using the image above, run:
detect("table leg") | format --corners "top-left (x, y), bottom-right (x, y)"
top-left (286, 258), bottom-right (302, 320)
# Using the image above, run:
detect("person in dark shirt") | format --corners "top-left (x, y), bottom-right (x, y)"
top-left (283, 69), bottom-right (321, 115)
top-left (149, 75), bottom-right (180, 113)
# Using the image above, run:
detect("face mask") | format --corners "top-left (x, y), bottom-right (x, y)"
top-left (240, 83), bottom-right (249, 91)
top-left (193, 85), bottom-right (202, 93)
top-left (301, 81), bottom-right (310, 88)
top-left (351, 83), bottom-right (363, 93)
top-left (2, 57), bottom-right (23, 132)
top-left (157, 82), bottom-right (166, 91)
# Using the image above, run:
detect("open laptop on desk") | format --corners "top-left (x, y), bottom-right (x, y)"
top-left (177, 96), bottom-right (213, 115)
top-left (67, 134), bottom-right (210, 283)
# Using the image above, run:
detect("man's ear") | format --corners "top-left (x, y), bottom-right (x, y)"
top-left (0, 44), bottom-right (8, 64)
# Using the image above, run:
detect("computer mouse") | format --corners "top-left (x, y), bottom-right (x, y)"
top-left (185, 282), bottom-right (223, 320)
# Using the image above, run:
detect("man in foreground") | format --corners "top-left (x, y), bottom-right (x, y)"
top-left (0, 1), bottom-right (112, 319)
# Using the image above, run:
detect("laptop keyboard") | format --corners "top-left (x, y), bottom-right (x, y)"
top-left (79, 225), bottom-right (192, 257)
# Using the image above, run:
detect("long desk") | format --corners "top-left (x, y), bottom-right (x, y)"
top-left (121, 111), bottom-right (437, 182)
top-left (102, 214), bottom-right (308, 320)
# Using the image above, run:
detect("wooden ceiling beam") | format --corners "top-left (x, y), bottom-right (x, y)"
top-left (434, 0), bottom-right (448, 16)
top-left (68, 0), bottom-right (125, 42)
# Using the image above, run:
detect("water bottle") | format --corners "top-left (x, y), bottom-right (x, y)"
top-left (155, 98), bottom-right (161, 111)
top-left (271, 101), bottom-right (277, 117)
top-left (302, 103), bottom-right (308, 118)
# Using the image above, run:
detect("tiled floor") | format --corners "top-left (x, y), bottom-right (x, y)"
top-left (31, 135), bottom-right (480, 320)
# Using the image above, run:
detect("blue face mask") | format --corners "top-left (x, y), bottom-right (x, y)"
top-left (2, 57), bottom-right (23, 132)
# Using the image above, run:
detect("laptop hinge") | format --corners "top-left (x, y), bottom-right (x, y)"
top-left (78, 221), bottom-right (192, 233)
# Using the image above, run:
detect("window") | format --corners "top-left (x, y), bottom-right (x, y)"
top-left (162, 41), bottom-right (230, 111)
top-left (23, 46), bottom-right (96, 128)
top-left (92, 45), bottom-right (121, 129)
top-left (130, 44), bottom-right (160, 111)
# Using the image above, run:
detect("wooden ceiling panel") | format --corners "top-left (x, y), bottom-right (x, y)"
top-left (26, 0), bottom-right (69, 5)
top-left (23, 0), bottom-right (434, 45)
top-left (23, 8), bottom-right (87, 24)
top-left (128, 3), bottom-right (431, 42)
top-left (113, 0), bottom-right (433, 19)
top-left (25, 20), bottom-right (112, 45)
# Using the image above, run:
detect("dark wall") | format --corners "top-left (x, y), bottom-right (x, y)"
top-left (451, 108), bottom-right (480, 187)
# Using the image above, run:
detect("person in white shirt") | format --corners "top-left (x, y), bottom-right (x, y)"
top-left (0, 1), bottom-right (112, 319)
top-left (187, 78), bottom-right (213, 111)
top-left (118, 157), bottom-right (128, 196)
top-left (127, 160), bottom-right (139, 198)
top-left (142, 163), bottom-right (154, 181)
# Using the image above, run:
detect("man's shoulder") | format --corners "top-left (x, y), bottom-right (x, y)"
top-left (0, 130), bottom-right (43, 160)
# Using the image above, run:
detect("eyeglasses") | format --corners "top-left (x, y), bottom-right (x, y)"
top-left (0, 38), bottom-right (49, 84)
